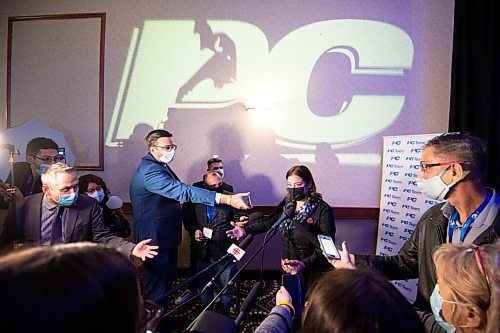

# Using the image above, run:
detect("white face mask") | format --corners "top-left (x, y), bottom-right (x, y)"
top-left (214, 168), bottom-right (224, 178)
top-left (159, 149), bottom-right (175, 164)
top-left (415, 165), bottom-right (458, 201)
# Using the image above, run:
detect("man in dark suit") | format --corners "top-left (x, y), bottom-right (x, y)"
top-left (184, 171), bottom-right (237, 315)
top-left (0, 163), bottom-right (158, 262)
top-left (0, 137), bottom-right (63, 210)
top-left (176, 156), bottom-right (234, 305)
top-left (192, 157), bottom-right (234, 193)
top-left (129, 129), bottom-right (250, 304)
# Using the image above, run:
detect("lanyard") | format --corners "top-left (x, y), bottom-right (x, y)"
top-left (206, 205), bottom-right (215, 224)
top-left (448, 191), bottom-right (492, 243)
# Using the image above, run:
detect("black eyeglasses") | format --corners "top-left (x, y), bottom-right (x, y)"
top-left (154, 144), bottom-right (177, 152)
top-left (419, 160), bottom-right (467, 173)
top-left (33, 155), bottom-right (65, 164)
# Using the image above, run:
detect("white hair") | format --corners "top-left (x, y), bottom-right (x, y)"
top-left (41, 163), bottom-right (76, 186)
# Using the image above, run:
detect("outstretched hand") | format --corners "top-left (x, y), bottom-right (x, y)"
top-left (131, 239), bottom-right (159, 261)
top-left (328, 241), bottom-right (356, 270)
top-left (226, 222), bottom-right (246, 240)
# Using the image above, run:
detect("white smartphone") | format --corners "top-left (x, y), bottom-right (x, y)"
top-left (318, 234), bottom-right (341, 260)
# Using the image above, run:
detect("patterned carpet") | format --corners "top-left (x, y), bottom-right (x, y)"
top-left (158, 271), bottom-right (281, 333)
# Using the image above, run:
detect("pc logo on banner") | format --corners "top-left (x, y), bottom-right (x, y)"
top-left (378, 133), bottom-right (441, 301)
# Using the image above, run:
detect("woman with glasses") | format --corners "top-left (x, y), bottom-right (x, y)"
top-left (79, 174), bottom-right (131, 238)
top-left (429, 242), bottom-right (499, 333)
top-left (227, 165), bottom-right (336, 295)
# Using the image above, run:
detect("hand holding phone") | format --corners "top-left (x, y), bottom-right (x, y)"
top-left (243, 194), bottom-right (252, 208)
top-left (282, 274), bottom-right (303, 315)
top-left (318, 234), bottom-right (341, 260)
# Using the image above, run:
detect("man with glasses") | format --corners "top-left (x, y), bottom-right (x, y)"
top-left (330, 132), bottom-right (499, 330)
top-left (130, 129), bottom-right (250, 305)
top-left (0, 137), bottom-right (64, 210)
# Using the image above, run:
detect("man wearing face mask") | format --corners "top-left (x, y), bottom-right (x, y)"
top-left (329, 132), bottom-right (499, 332)
top-left (0, 137), bottom-right (63, 210)
top-left (175, 156), bottom-right (235, 305)
top-left (182, 171), bottom-right (238, 315)
top-left (0, 163), bottom-right (159, 262)
top-left (129, 129), bottom-right (250, 304)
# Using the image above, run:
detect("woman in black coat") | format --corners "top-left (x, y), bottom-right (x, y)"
top-left (227, 165), bottom-right (336, 293)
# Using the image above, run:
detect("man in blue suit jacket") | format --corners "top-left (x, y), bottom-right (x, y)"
top-left (130, 129), bottom-right (250, 303)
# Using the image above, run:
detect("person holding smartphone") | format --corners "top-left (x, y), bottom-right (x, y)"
top-left (227, 165), bottom-right (336, 294)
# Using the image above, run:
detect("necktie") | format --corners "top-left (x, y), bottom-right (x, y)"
top-left (51, 206), bottom-right (64, 245)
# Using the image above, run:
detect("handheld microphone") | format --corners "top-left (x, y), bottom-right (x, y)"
top-left (235, 281), bottom-right (263, 326)
top-left (270, 203), bottom-right (295, 230)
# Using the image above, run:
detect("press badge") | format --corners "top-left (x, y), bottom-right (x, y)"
top-left (202, 227), bottom-right (213, 239)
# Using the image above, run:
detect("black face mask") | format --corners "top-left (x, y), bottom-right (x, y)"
top-left (287, 187), bottom-right (307, 201)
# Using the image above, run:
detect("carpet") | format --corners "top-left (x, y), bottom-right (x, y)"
top-left (158, 271), bottom-right (282, 333)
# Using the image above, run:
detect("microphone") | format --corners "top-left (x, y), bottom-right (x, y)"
top-left (235, 281), bottom-right (263, 326)
top-left (270, 202), bottom-right (295, 230)
top-left (237, 233), bottom-right (254, 249)
top-left (106, 195), bottom-right (123, 209)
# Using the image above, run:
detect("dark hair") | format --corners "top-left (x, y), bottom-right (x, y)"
top-left (301, 269), bottom-right (425, 333)
top-left (285, 165), bottom-right (320, 202)
top-left (0, 243), bottom-right (143, 333)
top-left (424, 132), bottom-right (488, 179)
top-left (145, 129), bottom-right (172, 148)
top-left (26, 137), bottom-right (58, 156)
top-left (78, 173), bottom-right (110, 196)
top-left (206, 157), bottom-right (222, 169)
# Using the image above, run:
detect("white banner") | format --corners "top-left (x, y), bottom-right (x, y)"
top-left (377, 133), bottom-right (441, 301)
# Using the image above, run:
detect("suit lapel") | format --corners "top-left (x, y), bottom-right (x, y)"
top-left (28, 194), bottom-right (43, 241)
top-left (65, 203), bottom-right (80, 242)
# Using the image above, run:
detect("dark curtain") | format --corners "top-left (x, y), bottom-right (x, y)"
top-left (449, 0), bottom-right (500, 190)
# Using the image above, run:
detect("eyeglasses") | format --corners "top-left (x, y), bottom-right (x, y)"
top-left (33, 155), bottom-right (65, 164)
top-left (154, 144), bottom-right (177, 152)
top-left (419, 160), bottom-right (468, 173)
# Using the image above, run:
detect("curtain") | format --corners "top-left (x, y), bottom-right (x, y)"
top-left (449, 0), bottom-right (500, 190)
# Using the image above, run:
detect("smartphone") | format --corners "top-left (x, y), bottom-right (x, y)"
top-left (243, 194), bottom-right (252, 208)
top-left (282, 274), bottom-right (303, 315)
top-left (318, 234), bottom-right (341, 260)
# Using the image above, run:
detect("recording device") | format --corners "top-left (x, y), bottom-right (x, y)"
top-left (282, 274), bottom-right (303, 316)
top-left (243, 194), bottom-right (252, 207)
top-left (318, 234), bottom-right (341, 260)
top-left (270, 203), bottom-right (295, 230)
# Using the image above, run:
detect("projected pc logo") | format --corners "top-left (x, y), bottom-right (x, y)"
top-left (108, 19), bottom-right (413, 151)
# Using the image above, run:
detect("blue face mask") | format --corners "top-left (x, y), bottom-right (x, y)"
top-left (430, 284), bottom-right (457, 333)
top-left (36, 163), bottom-right (50, 175)
top-left (58, 192), bottom-right (78, 207)
top-left (88, 189), bottom-right (105, 202)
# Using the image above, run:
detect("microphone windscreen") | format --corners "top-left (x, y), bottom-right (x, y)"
top-left (106, 195), bottom-right (123, 209)
top-left (240, 281), bottom-right (263, 313)
top-left (238, 234), bottom-right (254, 250)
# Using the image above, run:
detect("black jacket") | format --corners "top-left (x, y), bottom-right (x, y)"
top-left (245, 198), bottom-right (336, 275)
top-left (355, 200), bottom-right (500, 312)
top-left (0, 162), bottom-right (41, 210)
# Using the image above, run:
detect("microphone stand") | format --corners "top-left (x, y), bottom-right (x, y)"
top-left (154, 250), bottom-right (232, 305)
top-left (186, 227), bottom-right (282, 332)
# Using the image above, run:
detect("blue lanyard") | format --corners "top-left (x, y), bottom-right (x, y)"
top-left (206, 205), bottom-right (215, 224)
top-left (448, 191), bottom-right (492, 243)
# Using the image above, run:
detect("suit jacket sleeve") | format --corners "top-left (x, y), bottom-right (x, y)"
top-left (89, 201), bottom-right (135, 256)
top-left (144, 164), bottom-right (215, 205)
